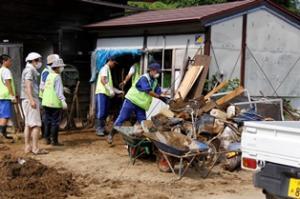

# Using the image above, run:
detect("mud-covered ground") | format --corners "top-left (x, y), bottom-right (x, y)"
top-left (0, 130), bottom-right (264, 199)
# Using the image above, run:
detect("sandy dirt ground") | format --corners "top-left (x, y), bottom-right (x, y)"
top-left (0, 130), bottom-right (265, 199)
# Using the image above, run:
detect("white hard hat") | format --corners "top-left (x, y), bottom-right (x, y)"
top-left (51, 58), bottom-right (65, 68)
top-left (47, 54), bottom-right (60, 65)
top-left (25, 52), bottom-right (42, 62)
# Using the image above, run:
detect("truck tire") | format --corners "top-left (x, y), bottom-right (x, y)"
top-left (265, 192), bottom-right (286, 199)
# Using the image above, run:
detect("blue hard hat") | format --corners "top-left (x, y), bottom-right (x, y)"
top-left (148, 63), bottom-right (161, 72)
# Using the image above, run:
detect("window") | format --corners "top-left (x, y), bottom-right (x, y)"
top-left (148, 49), bottom-right (173, 89)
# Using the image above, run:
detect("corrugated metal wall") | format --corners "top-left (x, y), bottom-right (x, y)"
top-left (246, 9), bottom-right (300, 97)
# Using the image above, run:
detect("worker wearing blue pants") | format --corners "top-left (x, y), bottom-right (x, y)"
top-left (95, 93), bottom-right (110, 133)
top-left (114, 99), bottom-right (146, 126)
top-left (108, 63), bottom-right (169, 144)
top-left (95, 56), bottom-right (123, 136)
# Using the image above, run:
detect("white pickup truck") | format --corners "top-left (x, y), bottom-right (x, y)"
top-left (241, 121), bottom-right (300, 199)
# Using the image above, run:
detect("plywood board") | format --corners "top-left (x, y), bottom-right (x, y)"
top-left (175, 65), bottom-right (204, 100)
top-left (189, 55), bottom-right (211, 99)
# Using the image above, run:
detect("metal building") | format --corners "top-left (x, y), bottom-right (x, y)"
top-left (86, 0), bottom-right (300, 108)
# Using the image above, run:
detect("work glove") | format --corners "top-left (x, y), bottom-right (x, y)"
top-left (61, 100), bottom-right (68, 110)
top-left (63, 87), bottom-right (71, 94)
top-left (113, 88), bottom-right (124, 95)
top-left (159, 96), bottom-right (171, 104)
top-left (10, 95), bottom-right (16, 103)
top-left (119, 81), bottom-right (126, 89)
top-left (105, 85), bottom-right (115, 97)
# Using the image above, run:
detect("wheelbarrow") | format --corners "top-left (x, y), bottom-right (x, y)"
top-left (114, 126), bottom-right (152, 165)
top-left (144, 131), bottom-right (215, 180)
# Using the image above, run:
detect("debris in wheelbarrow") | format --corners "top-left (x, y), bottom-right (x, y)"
top-left (114, 126), bottom-right (152, 165)
top-left (144, 131), bottom-right (214, 179)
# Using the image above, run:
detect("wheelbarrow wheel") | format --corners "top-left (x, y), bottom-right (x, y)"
top-left (157, 152), bottom-right (174, 173)
top-left (193, 140), bottom-right (219, 178)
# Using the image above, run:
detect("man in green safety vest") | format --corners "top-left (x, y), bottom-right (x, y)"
top-left (39, 54), bottom-right (61, 139)
top-left (119, 62), bottom-right (141, 88)
top-left (95, 56), bottom-right (123, 136)
top-left (39, 54), bottom-right (60, 99)
top-left (0, 54), bottom-right (15, 140)
top-left (108, 63), bottom-right (169, 144)
top-left (42, 58), bottom-right (67, 146)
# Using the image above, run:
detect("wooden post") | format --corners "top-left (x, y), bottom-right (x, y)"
top-left (204, 26), bottom-right (211, 56)
top-left (240, 14), bottom-right (248, 87)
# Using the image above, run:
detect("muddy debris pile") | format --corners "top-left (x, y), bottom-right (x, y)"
top-left (0, 154), bottom-right (81, 199)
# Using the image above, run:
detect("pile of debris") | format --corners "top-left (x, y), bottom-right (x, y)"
top-left (136, 54), bottom-right (282, 173)
top-left (0, 155), bottom-right (81, 199)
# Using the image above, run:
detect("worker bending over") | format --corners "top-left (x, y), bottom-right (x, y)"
top-left (42, 58), bottom-right (67, 146)
top-left (21, 52), bottom-right (48, 154)
top-left (95, 56), bottom-right (123, 136)
top-left (0, 54), bottom-right (15, 140)
top-left (108, 63), bottom-right (168, 144)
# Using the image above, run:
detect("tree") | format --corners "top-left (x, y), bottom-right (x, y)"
top-left (128, 0), bottom-right (299, 14)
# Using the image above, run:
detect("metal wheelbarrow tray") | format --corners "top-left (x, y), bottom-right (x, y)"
top-left (145, 132), bottom-right (211, 180)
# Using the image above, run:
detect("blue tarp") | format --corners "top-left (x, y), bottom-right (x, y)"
top-left (90, 49), bottom-right (142, 82)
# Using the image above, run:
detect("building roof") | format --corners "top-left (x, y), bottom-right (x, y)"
top-left (85, 0), bottom-right (300, 29)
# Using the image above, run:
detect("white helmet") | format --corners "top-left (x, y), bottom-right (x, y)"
top-left (51, 58), bottom-right (65, 68)
top-left (25, 52), bottom-right (42, 62)
top-left (47, 54), bottom-right (60, 65)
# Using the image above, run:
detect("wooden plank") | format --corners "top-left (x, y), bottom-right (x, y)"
top-left (189, 55), bottom-right (211, 99)
top-left (216, 86), bottom-right (244, 106)
top-left (197, 101), bottom-right (217, 116)
top-left (175, 65), bottom-right (204, 100)
top-left (204, 81), bottom-right (229, 100)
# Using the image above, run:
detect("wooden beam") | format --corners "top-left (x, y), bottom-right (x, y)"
top-left (204, 81), bottom-right (229, 100)
top-left (204, 26), bottom-right (211, 56)
top-left (216, 86), bottom-right (244, 106)
top-left (240, 14), bottom-right (247, 87)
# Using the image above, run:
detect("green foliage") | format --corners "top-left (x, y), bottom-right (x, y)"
top-left (129, 0), bottom-right (299, 14)
top-left (204, 74), bottom-right (240, 94)
top-left (128, 1), bottom-right (177, 10)
top-left (162, 0), bottom-right (227, 7)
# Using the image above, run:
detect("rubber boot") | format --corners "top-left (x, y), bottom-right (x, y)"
top-left (51, 126), bottom-right (63, 146)
top-left (95, 119), bottom-right (105, 136)
top-left (107, 128), bottom-right (117, 145)
top-left (0, 126), bottom-right (13, 139)
top-left (43, 123), bottom-right (51, 145)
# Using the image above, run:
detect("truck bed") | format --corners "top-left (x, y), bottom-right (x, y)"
top-left (242, 121), bottom-right (300, 169)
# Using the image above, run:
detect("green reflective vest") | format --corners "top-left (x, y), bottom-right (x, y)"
top-left (125, 73), bottom-right (157, 111)
top-left (42, 72), bottom-right (62, 108)
top-left (0, 67), bottom-right (15, 100)
top-left (39, 66), bottom-right (50, 98)
top-left (131, 64), bottom-right (141, 85)
top-left (95, 65), bottom-right (113, 97)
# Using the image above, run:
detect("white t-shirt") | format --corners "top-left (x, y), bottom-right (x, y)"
top-left (128, 65), bottom-right (136, 76)
top-left (1, 67), bottom-right (12, 84)
top-left (100, 64), bottom-right (110, 84)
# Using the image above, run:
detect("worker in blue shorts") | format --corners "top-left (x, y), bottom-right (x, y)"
top-left (108, 63), bottom-right (169, 144)
top-left (0, 54), bottom-right (16, 140)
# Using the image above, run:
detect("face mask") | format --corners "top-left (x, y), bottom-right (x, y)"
top-left (36, 62), bottom-right (42, 69)
top-left (154, 73), bottom-right (160, 79)
top-left (59, 67), bottom-right (64, 73)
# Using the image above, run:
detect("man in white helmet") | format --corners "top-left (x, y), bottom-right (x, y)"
top-left (39, 54), bottom-right (59, 99)
top-left (39, 54), bottom-right (59, 138)
top-left (42, 58), bottom-right (67, 146)
top-left (21, 52), bottom-right (47, 154)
